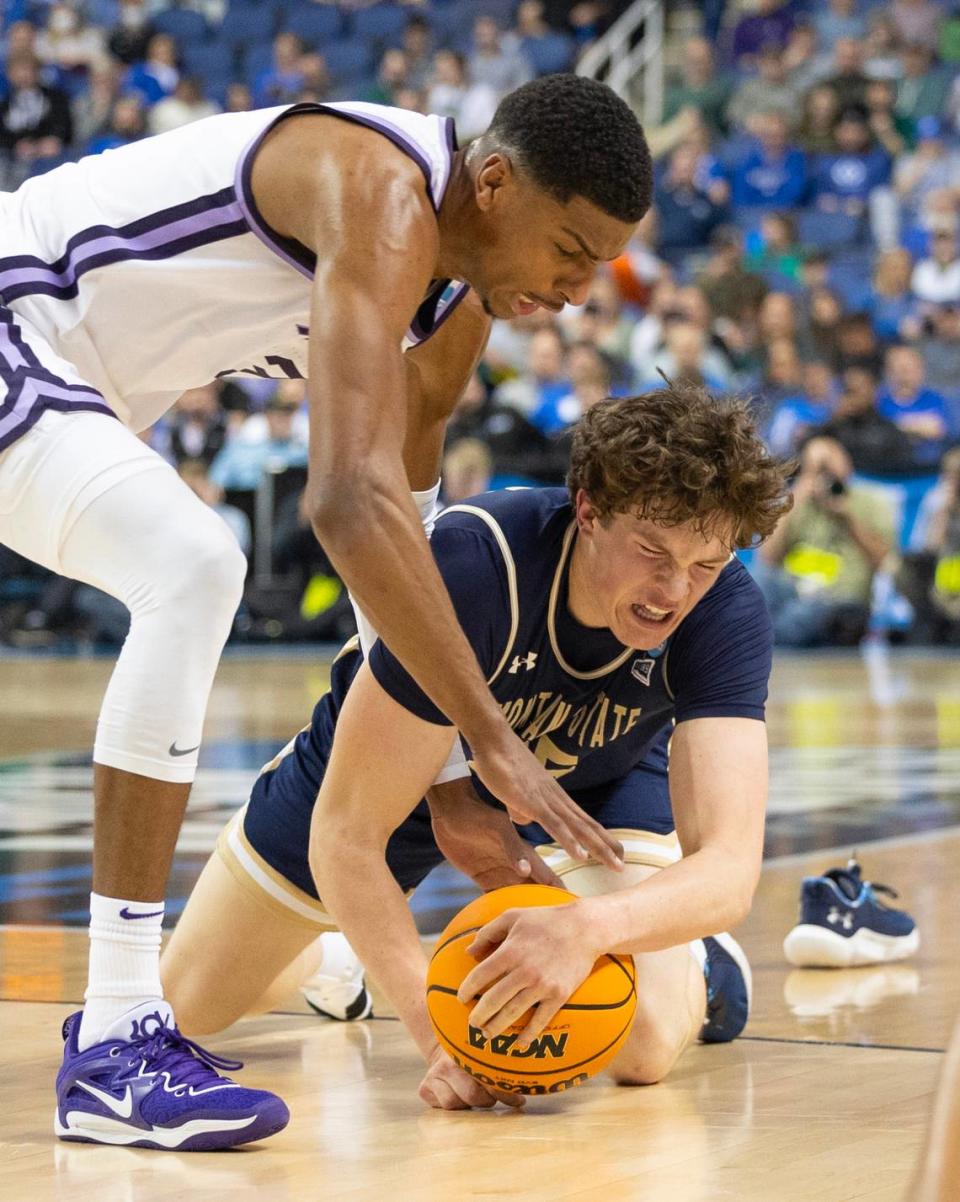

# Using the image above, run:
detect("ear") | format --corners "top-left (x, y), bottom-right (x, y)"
top-left (474, 152), bottom-right (513, 213)
top-left (574, 488), bottom-right (600, 535)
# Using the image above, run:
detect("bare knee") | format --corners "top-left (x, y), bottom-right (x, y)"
top-left (608, 1002), bottom-right (690, 1087)
top-left (161, 947), bottom-right (246, 1038)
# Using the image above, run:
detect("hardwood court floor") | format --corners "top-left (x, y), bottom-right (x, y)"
top-left (1, 648), bottom-right (959, 1202)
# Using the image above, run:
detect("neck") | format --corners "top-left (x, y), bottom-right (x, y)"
top-left (435, 149), bottom-right (478, 282)
top-left (567, 533), bottom-right (606, 628)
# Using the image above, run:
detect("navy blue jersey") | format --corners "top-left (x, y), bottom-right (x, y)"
top-left (368, 487), bottom-right (772, 798)
top-left (243, 487), bottom-right (772, 901)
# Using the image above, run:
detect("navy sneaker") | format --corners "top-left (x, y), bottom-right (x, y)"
top-left (783, 856), bottom-right (919, 968)
top-left (701, 933), bottom-right (752, 1043)
top-left (55, 1001), bottom-right (290, 1150)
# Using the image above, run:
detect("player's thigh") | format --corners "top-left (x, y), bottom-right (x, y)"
top-left (162, 841), bottom-right (326, 1036)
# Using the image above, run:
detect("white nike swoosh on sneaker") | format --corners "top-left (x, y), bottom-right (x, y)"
top-left (77, 1081), bottom-right (133, 1118)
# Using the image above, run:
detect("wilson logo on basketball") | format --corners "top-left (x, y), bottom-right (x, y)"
top-left (468, 1026), bottom-right (569, 1059)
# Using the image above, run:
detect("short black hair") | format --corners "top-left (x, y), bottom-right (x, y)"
top-left (484, 74), bottom-right (652, 223)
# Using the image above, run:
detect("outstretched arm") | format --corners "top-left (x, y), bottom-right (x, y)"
top-left (252, 115), bottom-right (622, 870)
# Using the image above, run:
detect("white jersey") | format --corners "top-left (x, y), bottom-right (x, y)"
top-left (0, 101), bottom-right (467, 448)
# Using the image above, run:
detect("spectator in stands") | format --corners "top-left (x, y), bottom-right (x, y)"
top-left (878, 343), bottom-right (953, 466)
top-left (759, 289), bottom-right (804, 350)
top-left (797, 84), bottom-right (839, 154)
top-left (149, 76), bottom-right (218, 136)
top-left (178, 459), bottom-right (251, 558)
top-left (731, 112), bottom-right (807, 209)
top-left (898, 446), bottom-right (960, 641)
top-left (753, 212), bottom-right (804, 285)
top-left (497, 325), bottom-right (570, 421)
top-left (727, 45), bottom-right (801, 135)
top-left (893, 118), bottom-right (960, 227)
top-left (0, 53), bottom-right (71, 188)
top-left (697, 227), bottom-right (768, 323)
top-left (685, 116), bottom-right (730, 205)
top-left (814, 0), bottom-right (867, 47)
top-left (468, 16), bottom-right (533, 97)
top-left (441, 438), bottom-right (494, 505)
top-left (225, 83), bottom-right (253, 114)
top-left (392, 86), bottom-right (427, 114)
top-left (863, 78), bottom-right (910, 161)
top-left (167, 384), bottom-right (229, 468)
top-left (891, 0), bottom-right (942, 55)
top-left (756, 435), bottom-right (895, 646)
top-left (835, 313), bottom-right (884, 375)
top-left (869, 248), bottom-right (921, 343)
top-left (35, 4), bottom-right (107, 90)
top-left (253, 32), bottom-right (305, 109)
top-left (209, 393), bottom-right (309, 491)
top-left (298, 54), bottom-right (330, 105)
top-left (896, 43), bottom-right (951, 126)
top-left (766, 359), bottom-right (838, 456)
top-left (762, 336), bottom-right (805, 410)
top-left (364, 49), bottom-right (410, 106)
top-left (810, 108), bottom-right (895, 246)
top-left (607, 209), bottom-right (668, 311)
top-left (426, 50), bottom-right (498, 141)
top-left (71, 59), bottom-right (119, 149)
top-left (108, 0), bottom-right (154, 67)
top-left (86, 94), bottom-right (144, 155)
top-left (648, 319), bottom-right (727, 392)
top-left (732, 0), bottom-right (795, 68)
top-left (445, 370), bottom-right (554, 482)
top-left (807, 286), bottom-right (844, 367)
top-left (822, 365), bottom-right (916, 473)
top-left (569, 275), bottom-right (635, 369)
top-left (918, 302), bottom-right (960, 398)
top-left (655, 142), bottom-right (729, 268)
top-left (863, 13), bottom-right (904, 82)
top-left (543, 340), bottom-right (614, 433)
top-left (824, 38), bottom-right (870, 112)
top-left (912, 228), bottom-right (960, 309)
top-left (402, 15), bottom-right (434, 92)
top-left (122, 32), bottom-right (179, 107)
top-left (782, 22), bottom-right (831, 96)
top-left (662, 37), bottom-right (732, 139)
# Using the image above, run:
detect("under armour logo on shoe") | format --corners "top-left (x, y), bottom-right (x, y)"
top-left (508, 652), bottom-right (537, 674)
top-left (827, 906), bottom-right (854, 930)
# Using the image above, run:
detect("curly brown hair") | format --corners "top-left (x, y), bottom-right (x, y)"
top-left (567, 385), bottom-right (793, 549)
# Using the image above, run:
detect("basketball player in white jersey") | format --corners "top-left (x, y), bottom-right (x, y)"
top-left (0, 75), bottom-right (651, 1148)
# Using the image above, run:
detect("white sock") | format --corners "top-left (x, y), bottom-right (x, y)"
top-left (78, 892), bottom-right (165, 1050)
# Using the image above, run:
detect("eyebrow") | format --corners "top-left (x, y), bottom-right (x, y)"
top-left (560, 226), bottom-right (602, 261)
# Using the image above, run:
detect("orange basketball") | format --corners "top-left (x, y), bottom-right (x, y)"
top-left (425, 884), bottom-right (637, 1096)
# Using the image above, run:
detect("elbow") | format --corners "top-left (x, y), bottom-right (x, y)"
top-left (305, 470), bottom-right (379, 550)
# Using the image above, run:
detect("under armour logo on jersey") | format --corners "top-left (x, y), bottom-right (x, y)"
top-left (631, 657), bottom-right (656, 686)
top-left (508, 652), bottom-right (538, 674)
top-left (827, 906), bottom-right (854, 930)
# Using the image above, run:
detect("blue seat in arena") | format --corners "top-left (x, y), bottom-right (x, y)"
top-left (152, 7), bottom-right (210, 46)
top-left (352, 4), bottom-right (409, 47)
top-left (521, 32), bottom-right (574, 74)
top-left (181, 40), bottom-right (236, 90)
top-left (282, 3), bottom-right (345, 49)
top-left (243, 41), bottom-right (276, 88)
top-left (797, 207), bottom-right (865, 252)
top-left (219, 3), bottom-right (278, 50)
top-left (322, 38), bottom-right (376, 85)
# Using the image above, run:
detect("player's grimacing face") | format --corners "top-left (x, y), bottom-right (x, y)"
top-left (571, 497), bottom-right (734, 648)
top-left (472, 170), bottom-right (637, 320)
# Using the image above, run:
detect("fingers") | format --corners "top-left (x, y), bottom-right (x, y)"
top-left (419, 1077), bottom-right (467, 1110)
top-left (516, 1000), bottom-right (562, 1049)
top-left (476, 984), bottom-right (544, 1042)
top-left (458, 939), bottom-right (507, 1004)
top-left (466, 912), bottom-right (512, 961)
top-left (466, 969), bottom-right (528, 1034)
top-left (522, 851), bottom-right (565, 890)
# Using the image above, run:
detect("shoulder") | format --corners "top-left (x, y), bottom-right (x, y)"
top-left (676, 558), bottom-right (771, 648)
top-left (438, 487), bottom-right (570, 566)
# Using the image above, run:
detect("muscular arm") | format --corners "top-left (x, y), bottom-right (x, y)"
top-left (251, 116), bottom-right (622, 868)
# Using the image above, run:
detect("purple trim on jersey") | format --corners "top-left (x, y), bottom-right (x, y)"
top-left (234, 102), bottom-right (459, 282)
top-left (406, 280), bottom-right (470, 345)
top-left (0, 188), bottom-right (247, 305)
top-left (0, 308), bottom-right (115, 452)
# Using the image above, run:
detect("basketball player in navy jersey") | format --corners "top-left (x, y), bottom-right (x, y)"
top-left (0, 77), bottom-right (649, 1146)
top-left (160, 386), bottom-right (792, 1111)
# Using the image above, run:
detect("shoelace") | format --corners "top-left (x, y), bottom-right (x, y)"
top-left (828, 868), bottom-right (900, 904)
top-left (130, 1024), bottom-right (243, 1089)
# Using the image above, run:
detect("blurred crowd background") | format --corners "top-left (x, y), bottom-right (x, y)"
top-left (3, 0), bottom-right (960, 650)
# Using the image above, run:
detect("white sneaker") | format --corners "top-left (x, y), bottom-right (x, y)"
top-left (300, 933), bottom-right (372, 1022)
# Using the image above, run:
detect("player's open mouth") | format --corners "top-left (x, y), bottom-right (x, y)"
top-left (632, 603), bottom-right (672, 624)
top-left (513, 294), bottom-right (541, 316)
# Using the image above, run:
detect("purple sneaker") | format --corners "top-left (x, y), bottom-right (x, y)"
top-left (54, 1001), bottom-right (289, 1150)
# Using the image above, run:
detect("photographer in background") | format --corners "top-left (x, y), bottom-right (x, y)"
top-left (897, 447), bottom-right (960, 643)
top-left (755, 436), bottom-right (895, 646)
